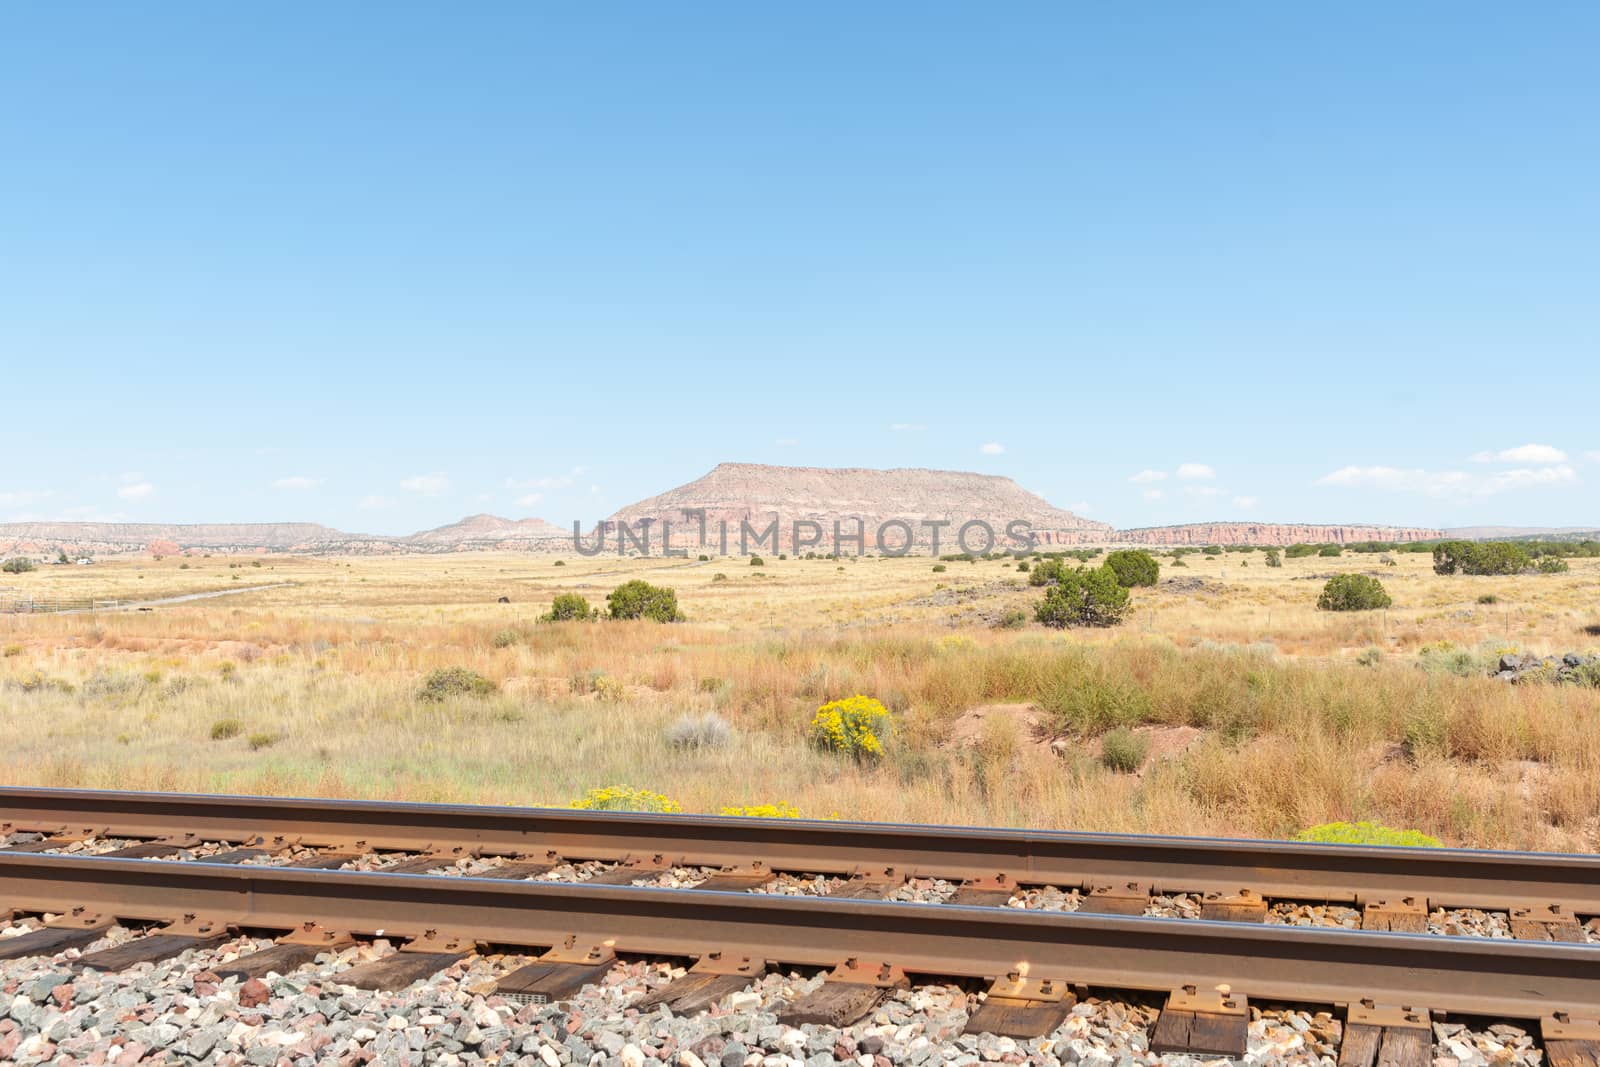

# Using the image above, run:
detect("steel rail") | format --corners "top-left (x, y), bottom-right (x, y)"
top-left (4, 787), bottom-right (1600, 913)
top-left (0, 851), bottom-right (1597, 1019)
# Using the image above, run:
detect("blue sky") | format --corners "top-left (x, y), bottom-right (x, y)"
top-left (3, 4), bottom-right (1596, 534)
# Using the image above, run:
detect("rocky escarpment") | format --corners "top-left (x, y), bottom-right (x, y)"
top-left (1112, 522), bottom-right (1443, 547)
top-left (601, 463), bottom-right (1112, 553)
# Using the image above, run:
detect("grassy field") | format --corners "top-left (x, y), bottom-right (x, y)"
top-left (2, 548), bottom-right (1598, 850)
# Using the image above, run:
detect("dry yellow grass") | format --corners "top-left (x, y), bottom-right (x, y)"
top-left (2, 549), bottom-right (1597, 850)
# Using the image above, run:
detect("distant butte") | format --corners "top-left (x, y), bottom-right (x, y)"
top-left (0, 464), bottom-right (1456, 555)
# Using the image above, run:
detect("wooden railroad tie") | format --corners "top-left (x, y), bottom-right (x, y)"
top-left (1078, 881), bottom-right (1150, 916)
top-left (216, 922), bottom-right (357, 981)
top-left (963, 973), bottom-right (1075, 1039)
top-left (779, 958), bottom-right (909, 1028)
top-left (829, 866), bottom-right (908, 900)
top-left (471, 852), bottom-right (562, 881)
top-left (693, 862), bottom-right (778, 893)
top-left (333, 929), bottom-right (476, 991)
top-left (1543, 1011), bottom-right (1600, 1067)
top-left (1198, 888), bottom-right (1267, 923)
top-left (1150, 985), bottom-right (1248, 1059)
top-left (636, 951), bottom-right (766, 1013)
top-left (0, 907), bottom-right (113, 961)
top-left (1509, 903), bottom-right (1586, 942)
top-left (948, 873), bottom-right (1018, 908)
top-left (74, 914), bottom-right (231, 972)
top-left (1361, 896), bottom-right (1428, 933)
top-left (584, 854), bottom-right (681, 886)
top-left (1337, 1000), bottom-right (1431, 1067)
top-left (495, 938), bottom-right (617, 1005)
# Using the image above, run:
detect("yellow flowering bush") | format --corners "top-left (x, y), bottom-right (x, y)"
top-left (569, 786), bottom-right (682, 814)
top-left (808, 695), bottom-right (892, 759)
top-left (1293, 821), bottom-right (1441, 847)
top-left (719, 802), bottom-right (803, 819)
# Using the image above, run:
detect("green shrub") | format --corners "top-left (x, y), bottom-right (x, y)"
top-left (1264, 549), bottom-right (1283, 567)
top-left (1355, 646), bottom-right (1384, 667)
top-left (1402, 710), bottom-right (1448, 758)
top-left (1416, 641), bottom-right (1489, 677)
top-left (1041, 673), bottom-right (1153, 734)
top-left (1105, 549), bottom-right (1160, 588)
top-left (712, 572), bottom-right (728, 582)
top-left (1202, 546), bottom-right (1223, 556)
top-left (1017, 561), bottom-right (1030, 572)
top-left (1538, 557), bottom-right (1570, 574)
top-left (931, 564), bottom-right (947, 573)
top-left (247, 732), bottom-right (279, 751)
top-left (1317, 574), bottom-right (1392, 611)
top-left (808, 695), bottom-right (892, 759)
top-left (606, 580), bottom-right (683, 622)
top-left (1285, 544), bottom-right (1317, 559)
top-left (995, 608), bottom-right (1028, 630)
top-left (1035, 565), bottom-right (1130, 628)
top-left (569, 786), bottom-right (681, 813)
top-left (1100, 728), bottom-right (1149, 773)
top-left (749, 556), bottom-right (765, 567)
top-left (417, 667), bottom-right (498, 702)
top-left (1292, 821), bottom-right (1441, 848)
top-left (1433, 540), bottom-right (1531, 576)
top-left (1477, 594), bottom-right (1499, 605)
top-left (553, 559), bottom-right (565, 566)
top-left (1317, 545), bottom-right (1342, 557)
top-left (698, 554), bottom-right (709, 562)
top-left (1028, 558), bottom-right (1066, 586)
top-left (491, 628), bottom-right (519, 648)
top-left (1, 558), bottom-right (34, 574)
top-left (210, 718), bottom-right (243, 740)
top-left (543, 593), bottom-right (596, 622)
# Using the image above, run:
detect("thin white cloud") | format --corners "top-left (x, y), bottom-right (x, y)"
top-left (516, 493), bottom-right (544, 508)
top-left (1232, 495), bottom-right (1259, 511)
top-left (1471, 444), bottom-right (1567, 464)
top-left (359, 495), bottom-right (394, 510)
top-left (1317, 464), bottom-right (1574, 497)
top-left (117, 481), bottom-right (154, 500)
top-left (890, 423), bottom-right (927, 432)
top-left (1176, 463), bottom-right (1216, 481)
top-left (1585, 451), bottom-right (1600, 464)
top-left (1129, 469), bottom-right (1167, 484)
top-left (1484, 465), bottom-right (1577, 492)
top-left (271, 476), bottom-right (321, 491)
top-left (400, 473), bottom-right (450, 496)
top-left (979, 442), bottom-right (1005, 455)
top-left (1142, 489), bottom-right (1164, 501)
top-left (505, 466), bottom-right (587, 492)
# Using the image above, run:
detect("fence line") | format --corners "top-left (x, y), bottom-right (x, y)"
top-left (0, 595), bottom-right (125, 615)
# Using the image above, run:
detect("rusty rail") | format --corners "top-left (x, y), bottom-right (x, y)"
top-left (0, 851), bottom-right (1597, 1019)
top-left (4, 787), bottom-right (1600, 913)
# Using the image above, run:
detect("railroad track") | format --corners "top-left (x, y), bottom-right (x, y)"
top-left (1, 788), bottom-right (1599, 1065)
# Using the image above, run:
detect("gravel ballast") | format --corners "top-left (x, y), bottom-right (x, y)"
top-left (0, 923), bottom-right (1554, 1066)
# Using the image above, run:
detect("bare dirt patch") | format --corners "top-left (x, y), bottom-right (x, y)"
top-left (940, 702), bottom-right (1055, 754)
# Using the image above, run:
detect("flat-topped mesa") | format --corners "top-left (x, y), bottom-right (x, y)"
top-left (602, 462), bottom-right (1112, 552)
top-left (0, 522), bottom-right (375, 557)
top-left (403, 514), bottom-right (569, 548)
top-left (1111, 522), bottom-right (1444, 547)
